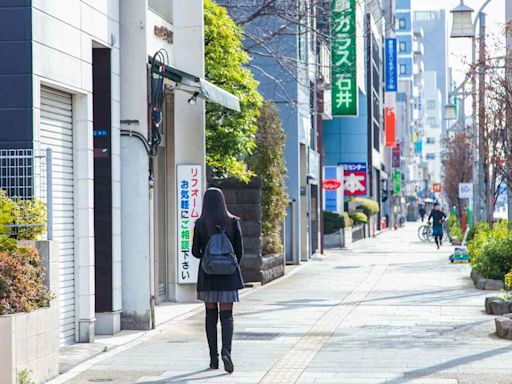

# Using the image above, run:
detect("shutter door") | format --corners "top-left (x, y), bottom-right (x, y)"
top-left (40, 87), bottom-right (75, 345)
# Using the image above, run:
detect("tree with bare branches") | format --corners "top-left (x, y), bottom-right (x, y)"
top-left (442, 132), bottom-right (473, 216)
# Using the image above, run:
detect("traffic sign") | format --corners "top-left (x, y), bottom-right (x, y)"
top-left (458, 183), bottom-right (473, 199)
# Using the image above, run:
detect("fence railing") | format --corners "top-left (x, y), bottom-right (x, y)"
top-left (0, 148), bottom-right (53, 240)
top-left (352, 224), bottom-right (366, 243)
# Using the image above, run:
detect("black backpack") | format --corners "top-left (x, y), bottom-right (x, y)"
top-left (202, 225), bottom-right (238, 275)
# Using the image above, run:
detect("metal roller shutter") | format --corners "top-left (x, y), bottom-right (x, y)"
top-left (40, 86), bottom-right (75, 345)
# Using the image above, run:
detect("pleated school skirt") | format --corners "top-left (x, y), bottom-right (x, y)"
top-left (197, 290), bottom-right (240, 303)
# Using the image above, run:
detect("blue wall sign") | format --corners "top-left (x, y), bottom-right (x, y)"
top-left (385, 38), bottom-right (398, 92)
top-left (340, 162), bottom-right (367, 172)
top-left (324, 167), bottom-right (338, 212)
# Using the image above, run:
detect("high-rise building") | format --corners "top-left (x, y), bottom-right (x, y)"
top-left (423, 71), bottom-right (443, 183)
top-left (413, 10), bottom-right (449, 138)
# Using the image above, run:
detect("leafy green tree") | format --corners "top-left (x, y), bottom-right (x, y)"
top-left (204, 0), bottom-right (263, 181)
top-left (248, 101), bottom-right (288, 254)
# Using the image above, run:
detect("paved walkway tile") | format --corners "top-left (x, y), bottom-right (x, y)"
top-left (58, 224), bottom-right (512, 384)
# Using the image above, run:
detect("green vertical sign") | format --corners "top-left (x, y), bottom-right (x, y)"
top-left (393, 170), bottom-right (401, 195)
top-left (331, 0), bottom-right (357, 116)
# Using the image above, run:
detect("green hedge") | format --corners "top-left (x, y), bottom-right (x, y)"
top-left (248, 101), bottom-right (288, 254)
top-left (323, 211), bottom-right (354, 234)
top-left (345, 198), bottom-right (379, 218)
top-left (350, 211), bottom-right (368, 224)
top-left (469, 221), bottom-right (512, 280)
top-left (0, 191), bottom-right (47, 240)
top-left (0, 237), bottom-right (52, 315)
top-left (323, 211), bottom-right (342, 235)
top-left (447, 215), bottom-right (462, 240)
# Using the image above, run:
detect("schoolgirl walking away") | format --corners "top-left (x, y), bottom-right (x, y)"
top-left (192, 188), bottom-right (244, 373)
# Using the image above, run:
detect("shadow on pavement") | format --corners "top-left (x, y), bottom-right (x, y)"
top-left (384, 345), bottom-right (512, 384)
top-left (137, 369), bottom-right (230, 384)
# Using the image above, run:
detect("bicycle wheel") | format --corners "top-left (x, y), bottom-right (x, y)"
top-left (418, 226), bottom-right (427, 241)
top-left (424, 226), bottom-right (433, 242)
top-left (418, 226), bottom-right (424, 241)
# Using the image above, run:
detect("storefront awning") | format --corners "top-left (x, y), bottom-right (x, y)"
top-left (149, 57), bottom-right (241, 112)
top-left (199, 79), bottom-right (240, 112)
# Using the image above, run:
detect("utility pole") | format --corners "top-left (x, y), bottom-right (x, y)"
top-left (478, 12), bottom-right (489, 223)
top-left (507, 0), bottom-right (512, 224)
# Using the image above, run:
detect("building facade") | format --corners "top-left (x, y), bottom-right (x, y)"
top-left (422, 71), bottom-right (443, 184)
top-left (0, 0), bottom-right (238, 345)
top-left (220, 0), bottom-right (322, 263)
top-left (322, 1), bottom-right (394, 231)
top-left (413, 10), bottom-right (449, 138)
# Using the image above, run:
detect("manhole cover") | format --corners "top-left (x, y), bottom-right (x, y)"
top-left (234, 332), bottom-right (280, 340)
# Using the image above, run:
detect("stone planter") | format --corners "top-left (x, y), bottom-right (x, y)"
top-left (485, 297), bottom-right (503, 314)
top-left (241, 253), bottom-right (284, 285)
top-left (471, 269), bottom-right (505, 291)
top-left (451, 237), bottom-right (462, 246)
top-left (324, 230), bottom-right (342, 249)
top-left (0, 305), bottom-right (59, 384)
top-left (485, 298), bottom-right (512, 315)
top-left (495, 314), bottom-right (512, 340)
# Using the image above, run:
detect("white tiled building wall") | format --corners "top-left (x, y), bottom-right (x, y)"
top-left (31, 0), bottom-right (121, 343)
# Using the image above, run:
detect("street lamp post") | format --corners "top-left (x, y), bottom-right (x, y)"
top-left (450, 0), bottom-right (494, 223)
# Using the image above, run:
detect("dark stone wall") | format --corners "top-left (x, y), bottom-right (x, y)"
top-left (0, 0), bottom-right (33, 149)
top-left (210, 178), bottom-right (285, 284)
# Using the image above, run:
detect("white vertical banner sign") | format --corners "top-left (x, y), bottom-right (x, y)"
top-left (177, 165), bottom-right (202, 284)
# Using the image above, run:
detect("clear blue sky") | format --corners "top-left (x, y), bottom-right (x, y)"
top-left (413, 0), bottom-right (506, 86)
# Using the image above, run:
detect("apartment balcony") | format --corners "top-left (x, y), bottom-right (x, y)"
top-left (413, 41), bottom-right (424, 58)
top-left (413, 62), bottom-right (424, 75)
top-left (414, 72), bottom-right (424, 87)
top-left (413, 28), bottom-right (424, 39)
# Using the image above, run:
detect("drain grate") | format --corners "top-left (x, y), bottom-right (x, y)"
top-left (234, 332), bottom-right (281, 340)
top-left (89, 379), bottom-right (113, 383)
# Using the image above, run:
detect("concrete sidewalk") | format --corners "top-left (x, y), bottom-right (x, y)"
top-left (50, 223), bottom-right (512, 384)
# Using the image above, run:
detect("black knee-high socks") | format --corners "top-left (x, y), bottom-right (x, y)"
top-left (206, 308), bottom-right (219, 361)
top-left (220, 309), bottom-right (233, 354)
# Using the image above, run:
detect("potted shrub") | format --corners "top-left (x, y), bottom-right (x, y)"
top-left (0, 194), bottom-right (58, 384)
top-left (447, 215), bottom-right (462, 245)
top-left (323, 211), bottom-right (344, 248)
top-left (495, 270), bottom-right (512, 339)
top-left (469, 221), bottom-right (511, 290)
top-left (350, 211), bottom-right (368, 225)
top-left (487, 270), bottom-right (512, 315)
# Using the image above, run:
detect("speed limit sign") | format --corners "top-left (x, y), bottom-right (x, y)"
top-left (458, 183), bottom-right (473, 199)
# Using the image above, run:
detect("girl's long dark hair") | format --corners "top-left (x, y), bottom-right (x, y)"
top-left (200, 188), bottom-right (237, 236)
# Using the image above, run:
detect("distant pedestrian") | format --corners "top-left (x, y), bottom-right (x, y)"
top-left (428, 203), bottom-right (446, 249)
top-left (419, 205), bottom-right (426, 222)
top-left (192, 188), bottom-right (244, 373)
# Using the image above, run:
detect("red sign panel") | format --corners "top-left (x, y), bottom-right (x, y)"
top-left (385, 107), bottom-right (396, 148)
top-left (392, 143), bottom-right (401, 168)
top-left (322, 179), bottom-right (342, 190)
top-left (341, 163), bottom-right (367, 196)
